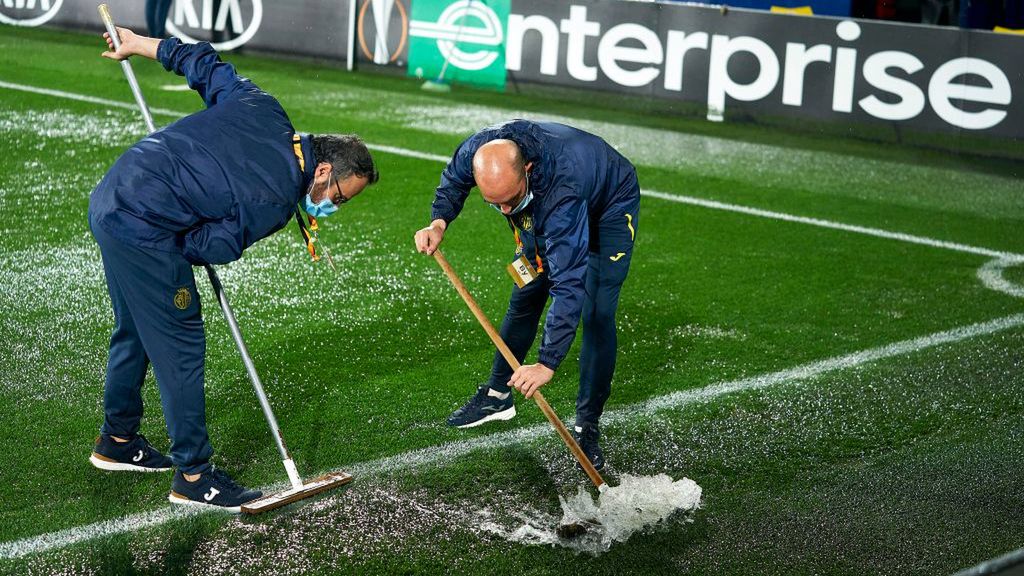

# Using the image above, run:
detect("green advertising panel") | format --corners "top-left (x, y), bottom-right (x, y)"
top-left (408, 0), bottom-right (508, 90)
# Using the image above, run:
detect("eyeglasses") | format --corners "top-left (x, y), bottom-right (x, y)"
top-left (328, 173), bottom-right (350, 206)
top-left (486, 173), bottom-right (532, 215)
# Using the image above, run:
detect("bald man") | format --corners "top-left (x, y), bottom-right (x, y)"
top-left (414, 120), bottom-right (639, 470)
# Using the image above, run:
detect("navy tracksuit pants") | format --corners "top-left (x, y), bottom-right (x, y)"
top-left (487, 196), bottom-right (639, 426)
top-left (90, 216), bottom-right (212, 474)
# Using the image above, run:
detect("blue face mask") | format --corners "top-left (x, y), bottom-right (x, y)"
top-left (303, 176), bottom-right (339, 218)
top-left (304, 194), bottom-right (337, 218)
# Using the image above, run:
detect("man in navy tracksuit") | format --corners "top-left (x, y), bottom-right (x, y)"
top-left (414, 120), bottom-right (639, 470)
top-left (88, 28), bottom-right (378, 511)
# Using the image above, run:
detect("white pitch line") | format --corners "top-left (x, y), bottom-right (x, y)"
top-left (622, 312), bottom-right (1024, 419)
top-left (2, 78), bottom-right (1020, 263)
top-left (366, 143), bottom-right (450, 164)
top-left (0, 80), bottom-right (186, 118)
top-left (3, 311), bottom-right (1023, 560)
top-left (640, 189), bottom-right (1024, 261)
top-left (978, 258), bottom-right (1024, 298)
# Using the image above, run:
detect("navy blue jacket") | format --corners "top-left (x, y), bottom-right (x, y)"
top-left (88, 38), bottom-right (314, 265)
top-left (431, 120), bottom-right (638, 370)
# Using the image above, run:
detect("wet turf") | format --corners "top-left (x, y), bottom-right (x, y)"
top-left (0, 25), bottom-right (1022, 575)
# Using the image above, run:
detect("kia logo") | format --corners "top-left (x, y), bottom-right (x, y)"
top-left (0, 0), bottom-right (63, 27)
top-left (164, 0), bottom-right (263, 52)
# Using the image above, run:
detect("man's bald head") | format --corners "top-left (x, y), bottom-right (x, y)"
top-left (473, 139), bottom-right (528, 206)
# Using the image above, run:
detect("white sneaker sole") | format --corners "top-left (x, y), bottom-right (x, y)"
top-left (90, 453), bottom-right (172, 473)
top-left (168, 492), bottom-right (242, 514)
top-left (454, 405), bottom-right (517, 429)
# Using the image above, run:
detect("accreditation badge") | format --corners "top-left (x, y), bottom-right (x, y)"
top-left (506, 255), bottom-right (539, 288)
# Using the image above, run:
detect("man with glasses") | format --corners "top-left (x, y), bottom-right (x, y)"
top-left (89, 27), bottom-right (378, 511)
top-left (414, 120), bottom-right (639, 470)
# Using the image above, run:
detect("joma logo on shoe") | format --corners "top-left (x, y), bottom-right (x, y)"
top-left (204, 487), bottom-right (220, 502)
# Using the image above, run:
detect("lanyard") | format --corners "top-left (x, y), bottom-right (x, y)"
top-left (507, 216), bottom-right (543, 273)
top-left (292, 133), bottom-right (317, 260)
top-left (292, 134), bottom-right (336, 270)
top-left (293, 134), bottom-right (305, 171)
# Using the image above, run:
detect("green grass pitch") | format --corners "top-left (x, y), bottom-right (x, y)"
top-left (0, 24), bottom-right (1023, 575)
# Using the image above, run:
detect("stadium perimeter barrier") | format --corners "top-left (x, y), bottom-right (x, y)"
top-left (955, 546), bottom-right (1024, 576)
top-left (2, 0), bottom-right (1020, 159)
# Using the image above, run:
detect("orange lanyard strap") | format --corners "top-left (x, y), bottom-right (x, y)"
top-left (294, 207), bottom-right (319, 261)
top-left (292, 133), bottom-right (320, 261)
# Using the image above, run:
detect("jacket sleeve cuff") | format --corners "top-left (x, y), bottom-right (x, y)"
top-left (537, 350), bottom-right (563, 372)
top-left (157, 37), bottom-right (177, 71)
top-left (430, 209), bottom-right (454, 225)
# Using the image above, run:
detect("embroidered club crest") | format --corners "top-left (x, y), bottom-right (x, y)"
top-left (174, 287), bottom-right (192, 310)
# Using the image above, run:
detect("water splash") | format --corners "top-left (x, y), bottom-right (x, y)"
top-left (481, 473), bottom-right (702, 554)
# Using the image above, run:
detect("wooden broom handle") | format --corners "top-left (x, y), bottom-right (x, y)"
top-left (432, 249), bottom-right (607, 490)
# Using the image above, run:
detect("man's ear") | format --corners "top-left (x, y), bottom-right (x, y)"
top-left (316, 162), bottom-right (333, 179)
top-left (524, 161), bottom-right (534, 173)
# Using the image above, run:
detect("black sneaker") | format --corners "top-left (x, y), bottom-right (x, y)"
top-left (89, 434), bottom-right (173, 473)
top-left (572, 422), bottom-right (605, 471)
top-left (446, 385), bottom-right (516, 428)
top-left (168, 468), bottom-right (262, 513)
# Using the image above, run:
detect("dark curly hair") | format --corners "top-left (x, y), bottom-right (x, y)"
top-left (311, 134), bottom-right (379, 184)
